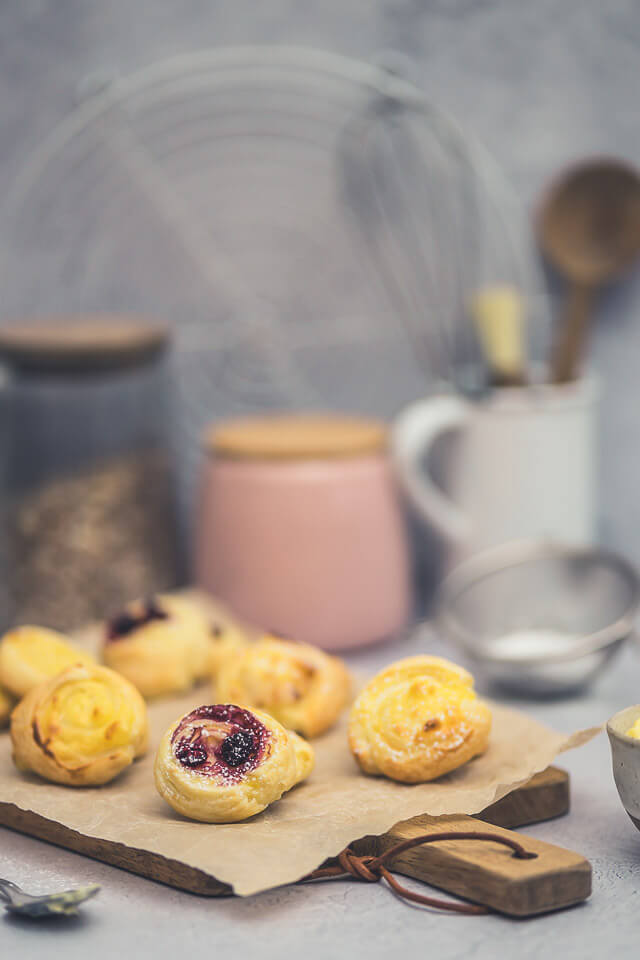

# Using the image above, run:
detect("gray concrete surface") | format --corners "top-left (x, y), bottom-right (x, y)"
top-left (2, 2), bottom-right (640, 957)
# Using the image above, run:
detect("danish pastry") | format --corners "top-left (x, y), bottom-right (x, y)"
top-left (0, 686), bottom-right (14, 728)
top-left (348, 656), bottom-right (491, 783)
top-left (208, 619), bottom-right (249, 677)
top-left (11, 662), bottom-right (148, 786)
top-left (214, 634), bottom-right (351, 738)
top-left (0, 626), bottom-right (95, 699)
top-left (163, 595), bottom-right (219, 681)
top-left (103, 594), bottom-right (212, 697)
top-left (154, 703), bottom-right (314, 822)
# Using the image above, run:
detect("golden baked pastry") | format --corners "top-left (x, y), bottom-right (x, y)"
top-left (0, 626), bottom-right (95, 699)
top-left (11, 663), bottom-right (148, 786)
top-left (154, 703), bottom-right (314, 822)
top-left (163, 595), bottom-right (221, 681)
top-left (214, 634), bottom-right (351, 738)
top-left (348, 656), bottom-right (491, 783)
top-left (365, 655), bottom-right (475, 691)
top-left (0, 686), bottom-right (14, 729)
top-left (103, 594), bottom-right (213, 697)
top-left (208, 619), bottom-right (249, 677)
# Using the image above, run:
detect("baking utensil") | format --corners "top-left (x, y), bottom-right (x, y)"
top-left (338, 59), bottom-right (550, 396)
top-left (538, 158), bottom-right (640, 383)
top-left (0, 48), bottom-right (550, 546)
top-left (0, 45), bottom-right (554, 603)
top-left (470, 286), bottom-right (527, 387)
top-left (0, 768), bottom-right (577, 915)
top-left (438, 539), bottom-right (640, 696)
top-left (607, 705), bottom-right (640, 831)
top-left (0, 877), bottom-right (99, 918)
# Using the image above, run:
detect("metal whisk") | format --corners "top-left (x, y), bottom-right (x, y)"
top-left (338, 58), bottom-right (550, 395)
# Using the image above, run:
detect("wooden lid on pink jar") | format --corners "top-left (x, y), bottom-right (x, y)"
top-left (206, 414), bottom-right (387, 461)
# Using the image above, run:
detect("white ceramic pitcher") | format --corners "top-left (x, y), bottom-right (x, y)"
top-left (392, 377), bottom-right (598, 571)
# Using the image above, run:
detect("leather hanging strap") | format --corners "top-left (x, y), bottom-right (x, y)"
top-left (304, 830), bottom-right (538, 914)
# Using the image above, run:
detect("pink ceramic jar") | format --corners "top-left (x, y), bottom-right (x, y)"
top-left (194, 415), bottom-right (411, 651)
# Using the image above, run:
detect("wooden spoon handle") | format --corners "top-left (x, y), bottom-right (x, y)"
top-left (551, 283), bottom-right (593, 383)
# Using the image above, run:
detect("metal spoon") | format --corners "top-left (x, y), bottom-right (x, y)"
top-left (538, 158), bottom-right (640, 383)
top-left (0, 877), bottom-right (100, 918)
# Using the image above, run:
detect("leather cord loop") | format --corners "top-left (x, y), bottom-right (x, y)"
top-left (304, 830), bottom-right (538, 914)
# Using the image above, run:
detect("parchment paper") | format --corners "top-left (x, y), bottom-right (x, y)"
top-left (0, 686), bottom-right (599, 896)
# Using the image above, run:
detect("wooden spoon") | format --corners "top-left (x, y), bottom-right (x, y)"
top-left (538, 158), bottom-right (640, 382)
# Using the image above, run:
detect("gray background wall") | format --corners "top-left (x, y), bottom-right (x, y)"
top-left (1, 0), bottom-right (640, 569)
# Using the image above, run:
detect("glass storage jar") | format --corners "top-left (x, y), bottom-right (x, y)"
top-left (0, 316), bottom-right (179, 632)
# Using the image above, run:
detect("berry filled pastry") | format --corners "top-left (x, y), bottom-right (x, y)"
top-left (348, 656), bottom-right (491, 783)
top-left (154, 704), bottom-right (314, 822)
top-left (103, 594), bottom-right (212, 697)
top-left (214, 634), bottom-right (351, 738)
top-left (0, 626), bottom-right (95, 699)
top-left (11, 663), bottom-right (148, 786)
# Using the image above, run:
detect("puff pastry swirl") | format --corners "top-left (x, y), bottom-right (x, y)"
top-left (154, 703), bottom-right (314, 822)
top-left (11, 663), bottom-right (149, 786)
top-left (214, 634), bottom-right (351, 738)
top-left (348, 656), bottom-right (491, 783)
top-left (103, 594), bottom-right (212, 697)
top-left (0, 626), bottom-right (94, 699)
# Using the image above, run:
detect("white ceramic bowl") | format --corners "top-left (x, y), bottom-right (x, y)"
top-left (607, 705), bottom-right (640, 830)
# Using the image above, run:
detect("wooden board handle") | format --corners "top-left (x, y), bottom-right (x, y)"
top-left (356, 810), bottom-right (590, 917)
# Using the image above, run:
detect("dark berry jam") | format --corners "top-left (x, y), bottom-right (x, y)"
top-left (171, 705), bottom-right (270, 782)
top-left (174, 739), bottom-right (208, 767)
top-left (106, 599), bottom-right (169, 642)
top-left (220, 729), bottom-right (255, 767)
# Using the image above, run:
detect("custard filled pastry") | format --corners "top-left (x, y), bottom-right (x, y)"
top-left (0, 686), bottom-right (14, 729)
top-left (11, 663), bottom-right (148, 786)
top-left (214, 634), bottom-right (351, 738)
top-left (103, 594), bottom-right (212, 697)
top-left (0, 626), bottom-right (95, 699)
top-left (154, 703), bottom-right (314, 822)
top-left (348, 656), bottom-right (491, 783)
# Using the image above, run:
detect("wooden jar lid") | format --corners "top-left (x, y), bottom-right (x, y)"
top-left (207, 414), bottom-right (388, 460)
top-left (0, 316), bottom-right (169, 374)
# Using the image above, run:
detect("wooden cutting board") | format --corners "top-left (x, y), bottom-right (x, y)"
top-left (0, 766), bottom-right (590, 915)
top-left (350, 766), bottom-right (589, 917)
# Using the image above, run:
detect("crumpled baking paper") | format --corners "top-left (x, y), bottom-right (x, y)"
top-left (0, 691), bottom-right (598, 896)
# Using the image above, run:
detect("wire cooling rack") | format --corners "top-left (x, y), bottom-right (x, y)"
top-left (0, 47), bottom-right (549, 517)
